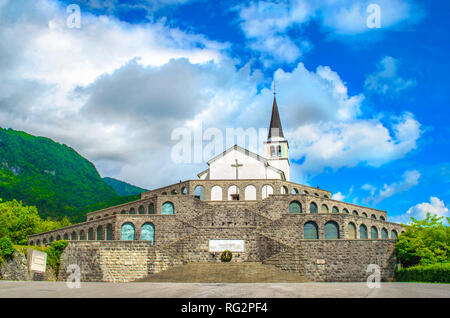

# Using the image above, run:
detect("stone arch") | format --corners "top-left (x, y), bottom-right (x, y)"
top-left (381, 228), bottom-right (388, 239)
top-left (138, 205), bottom-right (145, 214)
top-left (63, 233), bottom-right (68, 240)
top-left (371, 226), bottom-right (379, 239)
top-left (302, 190), bottom-right (308, 195)
top-left (121, 222), bottom-right (135, 241)
top-left (129, 207), bottom-right (136, 214)
top-left (332, 206), bottom-right (339, 213)
top-left (79, 230), bottom-right (85, 240)
top-left (343, 208), bottom-right (349, 214)
top-left (71, 231), bottom-right (77, 240)
top-left (380, 216), bottom-right (386, 221)
top-left (181, 187), bottom-right (188, 195)
top-left (360, 224), bottom-right (368, 239)
top-left (228, 185), bottom-right (240, 201)
top-left (309, 202), bottom-right (318, 214)
top-left (106, 224), bottom-right (113, 240)
top-left (324, 221), bottom-right (339, 239)
top-left (348, 222), bottom-right (356, 239)
top-left (56, 235), bottom-right (61, 241)
top-left (261, 185), bottom-right (273, 199)
top-left (121, 209), bottom-right (126, 214)
top-left (371, 214), bottom-right (377, 220)
top-left (244, 185), bottom-right (256, 200)
top-left (141, 223), bottom-right (155, 244)
top-left (321, 204), bottom-right (329, 213)
top-left (391, 229), bottom-right (398, 239)
top-left (148, 203), bottom-right (155, 214)
top-left (194, 185), bottom-right (206, 200)
top-left (352, 210), bottom-right (359, 216)
top-left (289, 201), bottom-right (302, 213)
top-left (211, 185), bottom-right (223, 201)
top-left (43, 238), bottom-right (47, 245)
top-left (362, 212), bottom-right (368, 217)
top-left (304, 221), bottom-right (318, 239)
top-left (291, 188), bottom-right (299, 194)
top-left (280, 186), bottom-right (288, 194)
top-left (49, 236), bottom-right (54, 243)
top-left (171, 189), bottom-right (178, 195)
top-left (162, 201), bottom-right (175, 215)
top-left (324, 195), bottom-right (329, 198)
top-left (97, 225), bottom-right (104, 240)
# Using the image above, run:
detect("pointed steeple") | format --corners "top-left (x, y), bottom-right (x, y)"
top-left (267, 95), bottom-right (284, 140)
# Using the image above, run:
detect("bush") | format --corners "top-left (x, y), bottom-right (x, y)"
top-left (221, 250), bottom-right (232, 262)
top-left (47, 240), bottom-right (68, 275)
top-left (0, 237), bottom-right (15, 261)
top-left (396, 263), bottom-right (450, 283)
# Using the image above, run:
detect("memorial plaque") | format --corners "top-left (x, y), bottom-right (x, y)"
top-left (28, 249), bottom-right (47, 273)
top-left (209, 240), bottom-right (245, 252)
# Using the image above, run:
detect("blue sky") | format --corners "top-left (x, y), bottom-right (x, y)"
top-left (0, 0), bottom-right (448, 223)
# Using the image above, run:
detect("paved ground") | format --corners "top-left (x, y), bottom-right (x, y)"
top-left (0, 281), bottom-right (448, 298)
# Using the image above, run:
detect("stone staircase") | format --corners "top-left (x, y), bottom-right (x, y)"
top-left (136, 262), bottom-right (308, 283)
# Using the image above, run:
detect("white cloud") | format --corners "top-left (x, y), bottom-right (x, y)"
top-left (391, 197), bottom-right (449, 224)
top-left (365, 56), bottom-right (417, 95)
top-left (332, 192), bottom-right (345, 201)
top-left (362, 169), bottom-right (421, 205)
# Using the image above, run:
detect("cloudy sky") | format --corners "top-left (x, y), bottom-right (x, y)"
top-left (0, 0), bottom-right (448, 223)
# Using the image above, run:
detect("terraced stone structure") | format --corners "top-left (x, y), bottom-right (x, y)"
top-left (29, 95), bottom-right (406, 282)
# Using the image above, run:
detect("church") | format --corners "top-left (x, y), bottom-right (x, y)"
top-left (29, 94), bottom-right (405, 283)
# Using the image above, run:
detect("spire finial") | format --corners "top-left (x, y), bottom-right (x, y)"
top-left (273, 80), bottom-right (276, 96)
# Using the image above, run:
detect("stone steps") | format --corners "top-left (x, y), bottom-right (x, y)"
top-left (136, 262), bottom-right (309, 283)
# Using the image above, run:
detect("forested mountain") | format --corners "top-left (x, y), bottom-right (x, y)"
top-left (103, 177), bottom-right (147, 196)
top-left (0, 127), bottom-right (139, 222)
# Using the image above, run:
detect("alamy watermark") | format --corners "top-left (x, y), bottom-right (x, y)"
top-left (367, 4), bottom-right (381, 29)
top-left (366, 264), bottom-right (381, 288)
top-left (66, 4), bottom-right (81, 29)
top-left (66, 264), bottom-right (81, 288)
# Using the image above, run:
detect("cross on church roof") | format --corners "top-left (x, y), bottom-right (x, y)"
top-left (231, 159), bottom-right (243, 180)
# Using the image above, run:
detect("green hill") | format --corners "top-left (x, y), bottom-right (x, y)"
top-left (0, 127), bottom-right (137, 222)
top-left (103, 177), bottom-right (148, 196)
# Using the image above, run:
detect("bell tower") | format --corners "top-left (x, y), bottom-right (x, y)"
top-left (264, 90), bottom-right (290, 181)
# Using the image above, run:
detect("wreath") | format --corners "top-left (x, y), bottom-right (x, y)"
top-left (221, 250), bottom-right (232, 262)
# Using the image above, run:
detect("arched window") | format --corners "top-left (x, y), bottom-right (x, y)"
top-left (138, 205), bottom-right (145, 214)
top-left (302, 190), bottom-right (308, 195)
top-left (194, 185), bottom-right (206, 200)
top-left (244, 185), bottom-right (256, 200)
top-left (292, 188), bottom-right (299, 194)
top-left (141, 223), bottom-right (155, 244)
top-left (381, 228), bottom-right (388, 239)
top-left (304, 222), bottom-right (318, 239)
top-left (88, 228), bottom-right (94, 240)
top-left (277, 145), bottom-right (282, 157)
top-left (348, 222), bottom-right (356, 239)
top-left (321, 204), bottom-right (329, 213)
top-left (181, 187), bottom-right (188, 195)
top-left (36, 240), bottom-right (40, 246)
top-left (324, 221), bottom-right (339, 239)
top-left (227, 185), bottom-right (240, 201)
top-left (380, 216), bottom-right (385, 221)
top-left (106, 224), bottom-right (113, 240)
top-left (289, 201), bottom-right (302, 213)
top-left (352, 210), bottom-right (359, 216)
top-left (371, 214), bottom-right (377, 220)
top-left (391, 230), bottom-right (398, 239)
top-left (332, 206), bottom-right (339, 213)
top-left (96, 226), bottom-right (104, 240)
top-left (360, 224), bottom-right (368, 239)
top-left (63, 233), bottom-right (68, 240)
top-left (148, 203), bottom-right (155, 214)
top-left (324, 195), bottom-right (329, 198)
top-left (56, 235), bottom-right (61, 241)
top-left (43, 239), bottom-right (47, 244)
top-left (79, 230), bottom-right (85, 240)
top-left (121, 210), bottom-right (126, 214)
top-left (310, 202), bottom-right (318, 214)
top-left (280, 186), bottom-right (288, 194)
top-left (71, 231), bottom-right (77, 241)
top-left (171, 189), bottom-right (178, 195)
top-left (362, 212), bottom-right (368, 217)
top-left (270, 146), bottom-right (275, 157)
top-left (162, 202), bottom-right (174, 215)
top-left (121, 223), bottom-right (135, 241)
top-left (129, 207), bottom-right (136, 214)
top-left (343, 208), bottom-right (349, 214)
top-left (261, 185), bottom-right (273, 199)
top-left (211, 185), bottom-right (223, 201)
top-left (371, 226), bottom-right (379, 239)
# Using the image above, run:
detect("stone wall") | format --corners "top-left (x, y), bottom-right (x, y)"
top-left (264, 240), bottom-right (398, 282)
top-left (59, 241), bottom-right (182, 282)
top-left (0, 251), bottom-right (56, 281)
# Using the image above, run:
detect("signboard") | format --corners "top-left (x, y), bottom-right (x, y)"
top-left (28, 249), bottom-right (47, 273)
top-left (209, 240), bottom-right (245, 252)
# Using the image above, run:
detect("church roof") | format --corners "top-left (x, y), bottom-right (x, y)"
top-left (267, 96), bottom-right (284, 140)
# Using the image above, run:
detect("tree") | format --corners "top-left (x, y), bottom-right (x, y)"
top-left (395, 213), bottom-right (450, 267)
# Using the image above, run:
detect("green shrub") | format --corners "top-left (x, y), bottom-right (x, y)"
top-left (0, 237), bottom-right (15, 260)
top-left (221, 250), bottom-right (232, 262)
top-left (396, 263), bottom-right (450, 283)
top-left (47, 240), bottom-right (68, 275)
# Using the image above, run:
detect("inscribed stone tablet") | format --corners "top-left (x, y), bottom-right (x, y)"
top-left (209, 240), bottom-right (245, 252)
